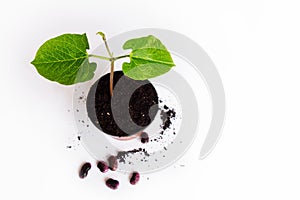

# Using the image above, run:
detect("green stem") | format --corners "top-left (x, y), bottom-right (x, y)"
top-left (89, 54), bottom-right (129, 61)
top-left (113, 54), bottom-right (130, 60)
top-left (94, 32), bottom-right (130, 97)
top-left (97, 32), bottom-right (113, 58)
top-left (104, 40), bottom-right (113, 58)
top-left (89, 54), bottom-right (111, 61)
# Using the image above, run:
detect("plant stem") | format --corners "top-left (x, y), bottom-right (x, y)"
top-left (97, 32), bottom-right (113, 58)
top-left (104, 41), bottom-right (113, 58)
top-left (98, 32), bottom-right (114, 97)
top-left (113, 54), bottom-right (130, 60)
top-left (89, 54), bottom-right (111, 61)
top-left (88, 53), bottom-right (129, 97)
top-left (89, 54), bottom-right (129, 61)
top-left (110, 60), bottom-right (114, 97)
top-left (95, 32), bottom-right (130, 97)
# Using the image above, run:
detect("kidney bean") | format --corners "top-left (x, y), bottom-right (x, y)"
top-left (141, 132), bottom-right (149, 144)
top-left (97, 161), bottom-right (109, 173)
top-left (79, 162), bottom-right (91, 179)
top-left (106, 178), bottom-right (119, 190)
top-left (130, 172), bottom-right (140, 185)
top-left (108, 155), bottom-right (118, 171)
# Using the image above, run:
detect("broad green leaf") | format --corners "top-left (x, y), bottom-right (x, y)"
top-left (123, 35), bottom-right (167, 50)
top-left (31, 33), bottom-right (96, 85)
top-left (122, 35), bottom-right (175, 80)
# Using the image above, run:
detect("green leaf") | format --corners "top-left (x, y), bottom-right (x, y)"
top-left (122, 35), bottom-right (175, 80)
top-left (31, 33), bottom-right (96, 85)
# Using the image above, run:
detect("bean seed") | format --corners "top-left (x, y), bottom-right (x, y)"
top-left (79, 162), bottom-right (91, 179)
top-left (97, 161), bottom-right (108, 173)
top-left (108, 155), bottom-right (118, 171)
top-left (141, 132), bottom-right (149, 144)
top-left (106, 178), bottom-right (119, 190)
top-left (130, 172), bottom-right (140, 185)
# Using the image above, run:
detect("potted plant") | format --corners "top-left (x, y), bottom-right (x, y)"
top-left (31, 32), bottom-right (175, 139)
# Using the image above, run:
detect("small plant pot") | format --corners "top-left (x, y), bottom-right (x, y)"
top-left (86, 71), bottom-right (159, 139)
top-left (111, 131), bottom-right (142, 141)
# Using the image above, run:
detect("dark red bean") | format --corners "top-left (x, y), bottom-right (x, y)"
top-left (79, 162), bottom-right (91, 179)
top-left (106, 178), bottom-right (119, 190)
top-left (97, 161), bottom-right (108, 173)
top-left (130, 172), bottom-right (140, 185)
top-left (108, 155), bottom-right (118, 171)
top-left (141, 132), bottom-right (149, 144)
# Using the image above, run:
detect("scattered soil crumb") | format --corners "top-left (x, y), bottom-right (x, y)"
top-left (117, 148), bottom-right (150, 164)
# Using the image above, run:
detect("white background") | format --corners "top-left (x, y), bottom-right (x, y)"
top-left (1, 0), bottom-right (300, 199)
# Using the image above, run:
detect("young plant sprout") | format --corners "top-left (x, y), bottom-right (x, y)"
top-left (31, 32), bottom-right (175, 95)
top-left (91, 32), bottom-right (130, 96)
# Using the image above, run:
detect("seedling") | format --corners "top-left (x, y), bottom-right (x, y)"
top-left (31, 32), bottom-right (175, 96)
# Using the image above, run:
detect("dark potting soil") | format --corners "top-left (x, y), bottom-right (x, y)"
top-left (117, 148), bottom-right (150, 164)
top-left (86, 71), bottom-right (159, 137)
top-left (160, 108), bottom-right (176, 131)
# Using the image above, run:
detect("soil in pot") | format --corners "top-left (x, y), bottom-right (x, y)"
top-left (86, 71), bottom-right (159, 137)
